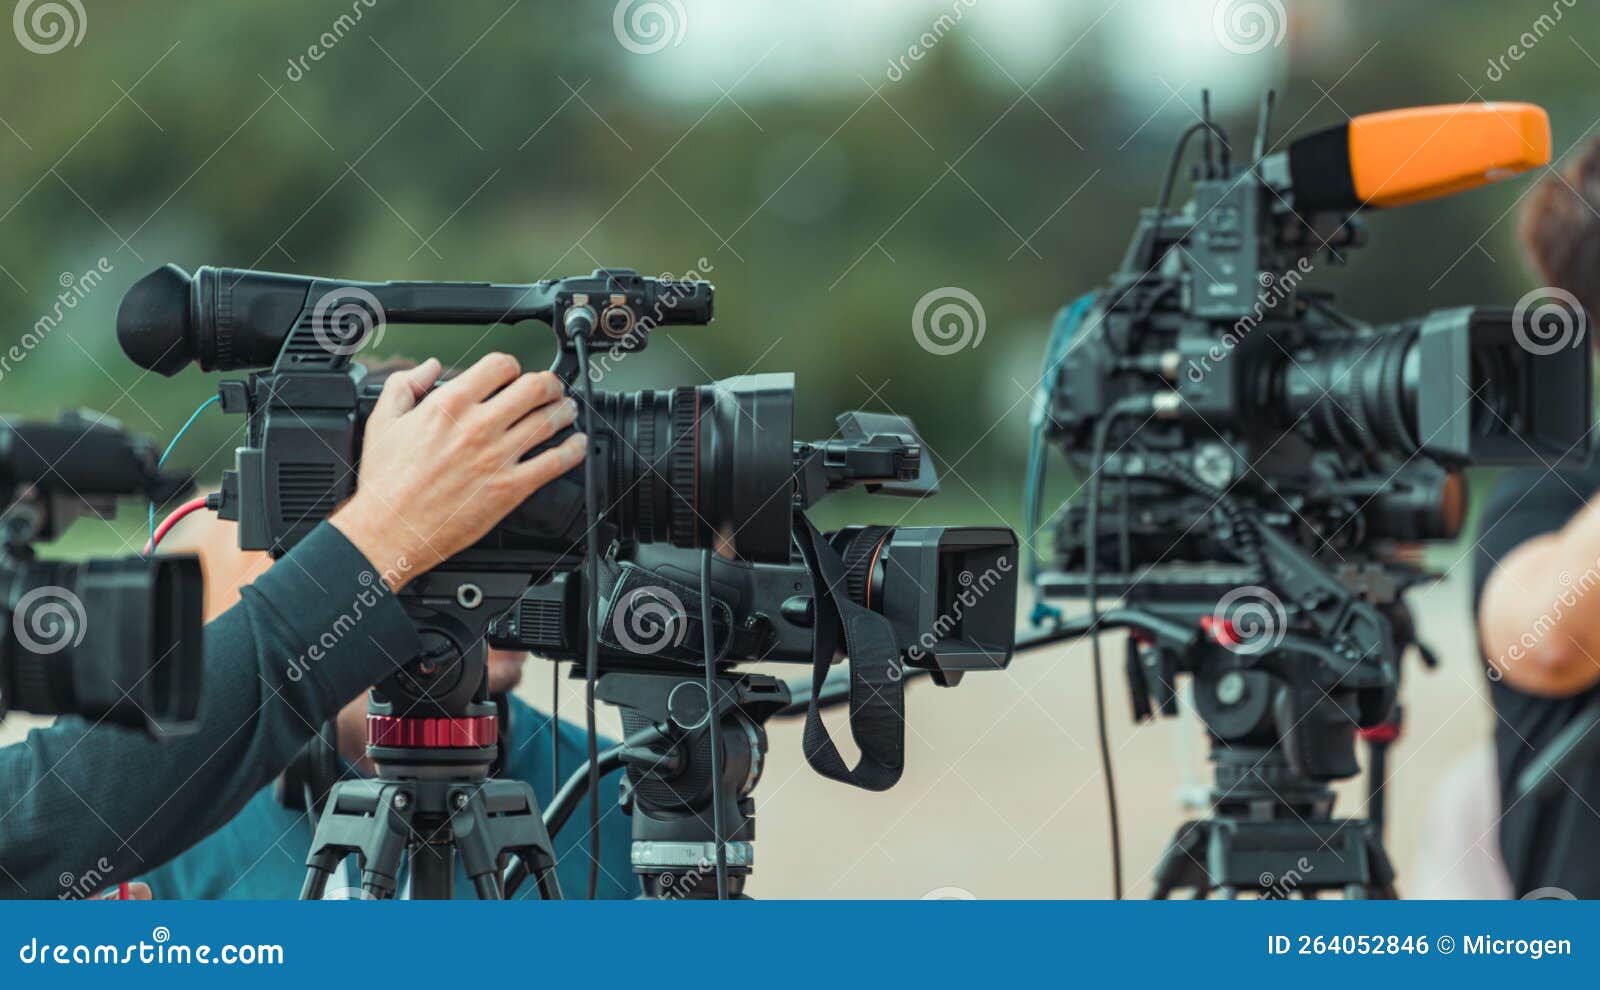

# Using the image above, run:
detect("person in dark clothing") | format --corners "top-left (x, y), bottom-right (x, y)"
top-left (1474, 138), bottom-right (1600, 898)
top-left (0, 352), bottom-right (587, 898)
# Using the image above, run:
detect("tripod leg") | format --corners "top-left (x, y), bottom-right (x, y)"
top-left (1149, 820), bottom-right (1208, 900)
top-left (301, 854), bottom-right (340, 900)
top-left (410, 841), bottom-right (455, 900)
top-left (359, 835), bottom-right (406, 900)
top-left (453, 779), bottom-right (562, 900)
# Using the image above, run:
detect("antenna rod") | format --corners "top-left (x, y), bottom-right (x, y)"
top-left (1253, 89), bottom-right (1276, 162)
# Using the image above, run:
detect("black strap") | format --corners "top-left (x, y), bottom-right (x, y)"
top-left (794, 516), bottom-right (905, 791)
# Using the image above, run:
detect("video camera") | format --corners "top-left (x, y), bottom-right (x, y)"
top-left (1036, 98), bottom-right (1589, 780)
top-left (0, 412), bottom-right (204, 736)
top-left (117, 262), bottom-right (1019, 898)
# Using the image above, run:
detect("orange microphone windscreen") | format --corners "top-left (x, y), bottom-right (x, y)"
top-left (1287, 103), bottom-right (1550, 211)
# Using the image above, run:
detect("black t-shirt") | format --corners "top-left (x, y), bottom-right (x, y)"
top-left (1472, 466), bottom-right (1600, 898)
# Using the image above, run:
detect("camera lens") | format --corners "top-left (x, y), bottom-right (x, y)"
top-left (1272, 329), bottom-right (1420, 458)
top-left (2, 555), bottom-right (203, 735)
top-left (593, 373), bottom-right (795, 563)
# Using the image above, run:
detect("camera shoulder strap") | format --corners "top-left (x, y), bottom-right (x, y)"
top-left (794, 516), bottom-right (905, 791)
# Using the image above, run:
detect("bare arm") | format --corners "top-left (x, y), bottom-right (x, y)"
top-left (1479, 498), bottom-right (1600, 697)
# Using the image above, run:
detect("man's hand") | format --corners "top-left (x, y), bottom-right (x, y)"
top-left (330, 354), bottom-right (585, 589)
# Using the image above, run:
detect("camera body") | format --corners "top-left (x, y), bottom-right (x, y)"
top-left (489, 524), bottom-right (1018, 685)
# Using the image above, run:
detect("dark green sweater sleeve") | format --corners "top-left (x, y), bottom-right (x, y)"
top-left (0, 522), bottom-right (425, 898)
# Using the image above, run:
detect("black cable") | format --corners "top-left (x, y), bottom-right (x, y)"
top-left (1084, 397), bottom-right (1149, 900)
top-left (573, 334), bottom-right (603, 900)
top-left (553, 670), bottom-right (565, 790)
top-left (701, 547), bottom-right (730, 899)
top-left (1144, 121), bottom-right (1230, 271)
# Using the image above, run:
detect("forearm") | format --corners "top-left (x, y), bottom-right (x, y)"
top-left (1480, 502), bottom-right (1600, 696)
top-left (0, 523), bottom-right (422, 898)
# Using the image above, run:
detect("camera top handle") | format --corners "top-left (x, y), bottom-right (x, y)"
top-left (117, 264), bottom-right (713, 379)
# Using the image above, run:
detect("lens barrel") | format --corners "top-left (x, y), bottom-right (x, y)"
top-left (1, 554), bottom-right (204, 736)
top-left (1271, 307), bottom-right (1591, 467)
top-left (590, 373), bottom-right (796, 563)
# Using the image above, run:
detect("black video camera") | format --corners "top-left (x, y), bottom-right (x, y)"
top-left (1034, 97), bottom-right (1591, 783)
top-left (116, 264), bottom-right (1018, 791)
top-left (0, 412), bottom-right (204, 736)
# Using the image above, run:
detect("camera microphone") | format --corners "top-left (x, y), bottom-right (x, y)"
top-left (1279, 102), bottom-right (1549, 211)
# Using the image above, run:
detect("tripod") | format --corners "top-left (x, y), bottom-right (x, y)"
top-left (1151, 745), bottom-right (1396, 899)
top-left (596, 668), bottom-right (788, 899)
top-left (299, 633), bottom-right (562, 900)
top-left (1141, 649), bottom-right (1398, 900)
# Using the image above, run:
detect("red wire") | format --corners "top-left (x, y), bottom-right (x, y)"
top-left (144, 496), bottom-right (209, 555)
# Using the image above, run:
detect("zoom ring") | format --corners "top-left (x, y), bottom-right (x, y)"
top-left (839, 526), bottom-right (892, 610)
top-left (668, 387), bottom-right (699, 548)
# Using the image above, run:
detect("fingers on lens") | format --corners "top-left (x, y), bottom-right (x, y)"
top-left (508, 397), bottom-right (577, 452)
top-left (513, 432), bottom-right (586, 489)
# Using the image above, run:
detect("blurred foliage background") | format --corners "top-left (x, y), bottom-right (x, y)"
top-left (1, 0), bottom-right (1594, 556)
